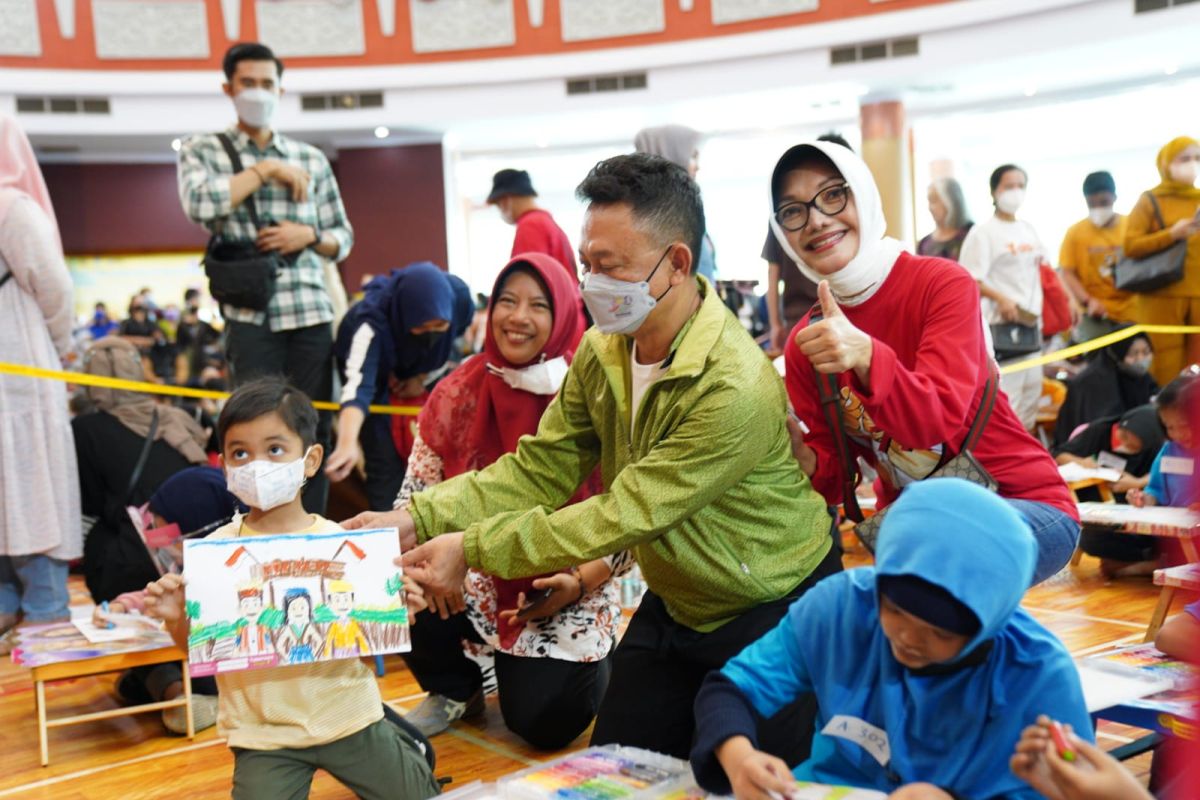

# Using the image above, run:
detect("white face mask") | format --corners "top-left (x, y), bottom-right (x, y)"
top-left (226, 449), bottom-right (311, 512)
top-left (1089, 207), bottom-right (1115, 227)
top-left (233, 87), bottom-right (278, 129)
top-left (579, 248), bottom-right (671, 335)
top-left (1169, 161), bottom-right (1199, 187)
top-left (486, 356), bottom-right (569, 395)
top-left (995, 188), bottom-right (1025, 215)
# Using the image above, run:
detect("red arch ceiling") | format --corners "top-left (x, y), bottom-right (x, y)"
top-left (1, 0), bottom-right (952, 71)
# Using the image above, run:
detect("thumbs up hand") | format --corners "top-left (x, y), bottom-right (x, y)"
top-left (794, 280), bottom-right (874, 381)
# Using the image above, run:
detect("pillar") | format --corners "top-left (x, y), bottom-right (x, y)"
top-left (859, 97), bottom-right (912, 243)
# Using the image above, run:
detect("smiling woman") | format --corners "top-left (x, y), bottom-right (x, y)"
top-left (388, 252), bottom-right (627, 751)
top-left (775, 140), bottom-right (1080, 585)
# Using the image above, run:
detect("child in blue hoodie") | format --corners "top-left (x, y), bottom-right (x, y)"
top-left (691, 479), bottom-right (1093, 800)
top-left (1128, 374), bottom-right (1197, 509)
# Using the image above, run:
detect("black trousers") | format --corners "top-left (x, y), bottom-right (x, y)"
top-left (360, 413), bottom-right (406, 512)
top-left (402, 610), bottom-right (612, 750)
top-left (589, 545), bottom-right (844, 762)
top-left (225, 320), bottom-right (334, 515)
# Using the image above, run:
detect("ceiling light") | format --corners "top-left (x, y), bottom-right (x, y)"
top-left (170, 138), bottom-right (182, 152)
top-left (1164, 65), bottom-right (1179, 76)
top-left (536, 138), bottom-right (549, 149)
top-left (373, 126), bottom-right (389, 139)
top-left (1023, 86), bottom-right (1037, 97)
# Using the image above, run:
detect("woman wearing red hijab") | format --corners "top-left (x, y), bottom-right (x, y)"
top-left (398, 253), bottom-right (628, 749)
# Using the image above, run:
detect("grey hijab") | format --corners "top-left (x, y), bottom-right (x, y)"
top-left (633, 125), bottom-right (702, 170)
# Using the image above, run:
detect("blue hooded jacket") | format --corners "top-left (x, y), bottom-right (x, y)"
top-left (692, 479), bottom-right (1092, 799)
top-left (334, 262), bottom-right (473, 412)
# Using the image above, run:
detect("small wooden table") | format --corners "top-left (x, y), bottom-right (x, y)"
top-left (1075, 502), bottom-right (1200, 564)
top-left (12, 622), bottom-right (194, 766)
top-left (1144, 563), bottom-right (1200, 643)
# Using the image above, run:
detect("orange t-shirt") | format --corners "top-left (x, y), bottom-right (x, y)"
top-left (1058, 215), bottom-right (1134, 322)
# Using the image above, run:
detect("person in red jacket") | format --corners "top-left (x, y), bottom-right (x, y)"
top-left (773, 141), bottom-right (1079, 584)
top-left (487, 169), bottom-right (577, 280)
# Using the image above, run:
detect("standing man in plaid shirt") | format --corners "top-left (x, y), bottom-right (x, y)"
top-left (178, 42), bottom-right (353, 513)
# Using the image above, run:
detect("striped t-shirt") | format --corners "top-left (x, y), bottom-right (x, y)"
top-left (209, 515), bottom-right (383, 750)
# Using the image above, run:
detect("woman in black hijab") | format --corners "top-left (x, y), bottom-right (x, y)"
top-left (1055, 405), bottom-right (1166, 577)
top-left (1053, 330), bottom-right (1157, 448)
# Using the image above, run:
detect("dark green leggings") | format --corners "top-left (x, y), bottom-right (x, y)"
top-left (231, 717), bottom-right (439, 800)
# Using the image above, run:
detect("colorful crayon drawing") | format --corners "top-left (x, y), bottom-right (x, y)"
top-left (10, 621), bottom-right (175, 669)
top-left (183, 527), bottom-right (409, 676)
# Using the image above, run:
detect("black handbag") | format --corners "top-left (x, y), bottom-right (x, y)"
top-left (812, 328), bottom-right (1000, 553)
top-left (990, 321), bottom-right (1041, 360)
top-left (201, 133), bottom-right (284, 311)
top-left (83, 411), bottom-right (165, 603)
top-left (1113, 193), bottom-right (1187, 293)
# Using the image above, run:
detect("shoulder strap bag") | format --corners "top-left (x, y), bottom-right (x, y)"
top-left (83, 411), bottom-right (166, 601)
top-left (1113, 193), bottom-right (1187, 294)
top-left (201, 133), bottom-right (284, 312)
top-left (809, 309), bottom-right (1000, 553)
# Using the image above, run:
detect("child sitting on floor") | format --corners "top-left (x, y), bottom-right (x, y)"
top-left (690, 479), bottom-right (1093, 800)
top-left (99, 465), bottom-right (244, 735)
top-left (144, 377), bottom-right (439, 800)
top-left (1128, 374), bottom-right (1197, 509)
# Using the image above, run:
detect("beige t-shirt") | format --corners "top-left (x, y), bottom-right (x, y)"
top-left (208, 514), bottom-right (383, 750)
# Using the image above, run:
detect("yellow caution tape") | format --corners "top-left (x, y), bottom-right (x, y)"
top-left (0, 362), bottom-right (422, 416)
top-left (5, 322), bottom-right (1200, 409)
top-left (997, 324), bottom-right (1200, 374)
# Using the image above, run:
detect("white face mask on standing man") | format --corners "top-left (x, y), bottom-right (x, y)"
top-left (233, 88), bottom-right (278, 130)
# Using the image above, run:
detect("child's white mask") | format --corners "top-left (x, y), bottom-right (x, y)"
top-left (226, 449), bottom-right (311, 511)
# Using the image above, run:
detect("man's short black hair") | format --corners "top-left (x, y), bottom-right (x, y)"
top-left (575, 153), bottom-right (705, 271)
top-left (989, 163), bottom-right (1027, 193)
top-left (217, 377), bottom-right (317, 449)
top-left (222, 42), bottom-right (284, 82)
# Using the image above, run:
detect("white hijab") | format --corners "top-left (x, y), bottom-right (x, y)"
top-left (768, 141), bottom-right (905, 306)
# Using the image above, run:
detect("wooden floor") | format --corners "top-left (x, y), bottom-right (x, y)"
top-left (0, 541), bottom-right (1189, 799)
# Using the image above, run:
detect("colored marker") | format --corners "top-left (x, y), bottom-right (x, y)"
top-left (1050, 721), bottom-right (1076, 762)
top-left (100, 601), bottom-right (115, 629)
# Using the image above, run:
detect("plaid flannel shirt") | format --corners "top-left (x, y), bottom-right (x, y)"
top-left (178, 126), bottom-right (353, 331)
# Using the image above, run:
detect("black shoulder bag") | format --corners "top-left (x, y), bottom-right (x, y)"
top-left (83, 411), bottom-right (165, 602)
top-left (1113, 193), bottom-right (1187, 294)
top-left (201, 133), bottom-right (284, 311)
top-left (810, 312), bottom-right (1000, 553)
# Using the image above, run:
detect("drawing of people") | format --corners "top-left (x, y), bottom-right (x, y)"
top-left (322, 579), bottom-right (370, 659)
top-left (275, 588), bottom-right (322, 664)
top-left (233, 585), bottom-right (273, 657)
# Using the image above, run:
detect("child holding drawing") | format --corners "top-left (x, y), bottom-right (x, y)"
top-left (144, 378), bottom-right (438, 800)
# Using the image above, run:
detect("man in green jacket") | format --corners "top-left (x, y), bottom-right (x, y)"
top-left (347, 153), bottom-right (838, 760)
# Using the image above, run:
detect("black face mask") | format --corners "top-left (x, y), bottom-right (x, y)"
top-left (411, 330), bottom-right (444, 351)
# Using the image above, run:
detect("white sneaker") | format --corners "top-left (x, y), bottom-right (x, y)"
top-left (404, 688), bottom-right (485, 737)
top-left (162, 694), bottom-right (219, 735)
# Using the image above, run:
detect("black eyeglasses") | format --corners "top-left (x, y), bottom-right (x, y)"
top-left (774, 183), bottom-right (851, 232)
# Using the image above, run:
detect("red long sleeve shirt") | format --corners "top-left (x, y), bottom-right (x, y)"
top-left (785, 251), bottom-right (1076, 519)
top-left (512, 209), bottom-right (577, 280)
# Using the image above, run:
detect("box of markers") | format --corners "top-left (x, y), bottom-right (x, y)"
top-left (497, 746), bottom-right (692, 800)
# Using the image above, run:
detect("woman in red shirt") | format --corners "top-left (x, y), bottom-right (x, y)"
top-left (774, 141), bottom-right (1078, 584)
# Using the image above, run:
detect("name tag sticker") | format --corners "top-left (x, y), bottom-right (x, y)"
top-left (1161, 457), bottom-right (1195, 476)
top-left (1097, 451), bottom-right (1128, 472)
top-left (822, 714), bottom-right (891, 766)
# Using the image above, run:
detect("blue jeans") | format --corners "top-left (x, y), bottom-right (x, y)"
top-left (0, 555), bottom-right (70, 621)
top-left (1005, 499), bottom-right (1081, 585)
